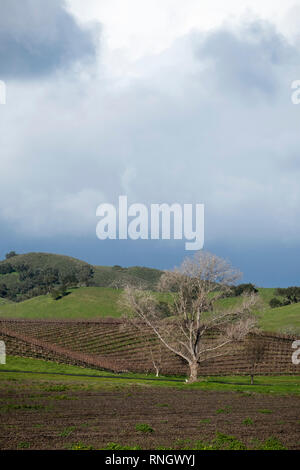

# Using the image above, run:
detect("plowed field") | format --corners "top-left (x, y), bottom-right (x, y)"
top-left (0, 379), bottom-right (299, 450)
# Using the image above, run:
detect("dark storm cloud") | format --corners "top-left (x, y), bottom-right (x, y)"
top-left (0, 0), bottom-right (100, 78)
top-left (195, 20), bottom-right (298, 98)
top-left (1, 17), bottom-right (300, 285)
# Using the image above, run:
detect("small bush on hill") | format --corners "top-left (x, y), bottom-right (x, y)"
top-left (269, 297), bottom-right (283, 308)
top-left (5, 251), bottom-right (18, 259)
top-left (222, 283), bottom-right (258, 298)
top-left (275, 286), bottom-right (300, 304)
top-left (233, 283), bottom-right (258, 296)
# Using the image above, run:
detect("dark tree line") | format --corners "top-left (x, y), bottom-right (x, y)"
top-left (0, 263), bottom-right (94, 302)
top-left (221, 283), bottom-right (258, 298)
top-left (5, 251), bottom-right (18, 260)
top-left (269, 286), bottom-right (300, 308)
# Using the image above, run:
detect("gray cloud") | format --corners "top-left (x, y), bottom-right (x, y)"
top-left (1, 17), bottom-right (300, 282)
top-left (194, 20), bottom-right (298, 99)
top-left (0, 0), bottom-right (100, 78)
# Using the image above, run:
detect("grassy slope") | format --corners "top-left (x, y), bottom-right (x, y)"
top-left (91, 265), bottom-right (162, 289)
top-left (211, 288), bottom-right (295, 332)
top-left (0, 279), bottom-right (299, 332)
top-left (256, 288), bottom-right (300, 333)
top-left (259, 302), bottom-right (300, 332)
top-left (1, 356), bottom-right (300, 395)
top-left (216, 288), bottom-right (300, 333)
top-left (0, 287), bottom-right (123, 319)
top-left (257, 287), bottom-right (278, 304)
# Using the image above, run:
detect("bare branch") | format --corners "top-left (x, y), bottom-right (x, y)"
top-left (120, 251), bottom-right (257, 383)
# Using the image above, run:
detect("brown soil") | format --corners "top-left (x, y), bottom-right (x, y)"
top-left (0, 383), bottom-right (299, 450)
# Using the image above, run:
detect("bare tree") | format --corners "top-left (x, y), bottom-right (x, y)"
top-left (149, 342), bottom-right (163, 377)
top-left (122, 316), bottom-right (164, 377)
top-left (245, 335), bottom-right (267, 385)
top-left (120, 251), bottom-right (259, 383)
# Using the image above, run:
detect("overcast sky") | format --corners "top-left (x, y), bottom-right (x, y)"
top-left (1, 0), bottom-right (300, 286)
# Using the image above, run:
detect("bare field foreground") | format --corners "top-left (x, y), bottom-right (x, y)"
top-left (0, 358), bottom-right (300, 450)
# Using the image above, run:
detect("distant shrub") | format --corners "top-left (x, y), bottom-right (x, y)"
top-left (224, 283), bottom-right (258, 298)
top-left (233, 283), bottom-right (258, 296)
top-left (112, 265), bottom-right (124, 271)
top-left (275, 286), bottom-right (300, 304)
top-left (269, 297), bottom-right (283, 308)
top-left (5, 251), bottom-right (18, 260)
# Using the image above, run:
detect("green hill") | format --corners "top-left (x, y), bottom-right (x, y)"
top-left (217, 287), bottom-right (300, 333)
top-left (0, 252), bottom-right (95, 302)
top-left (91, 265), bottom-right (163, 289)
top-left (0, 252), bottom-right (299, 333)
top-left (0, 252), bottom-right (163, 302)
top-left (0, 252), bottom-right (90, 273)
top-left (0, 251), bottom-right (163, 290)
top-left (0, 284), bottom-right (298, 333)
top-left (212, 287), bottom-right (300, 333)
top-left (254, 288), bottom-right (300, 333)
top-left (0, 287), bottom-right (123, 319)
top-left (259, 302), bottom-right (300, 333)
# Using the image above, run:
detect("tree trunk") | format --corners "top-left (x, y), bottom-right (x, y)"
top-left (187, 361), bottom-right (198, 383)
top-left (250, 374), bottom-right (254, 385)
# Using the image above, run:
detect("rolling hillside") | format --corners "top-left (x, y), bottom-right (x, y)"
top-left (0, 252), bottom-right (163, 288)
top-left (259, 302), bottom-right (300, 333)
top-left (216, 288), bottom-right (300, 333)
top-left (91, 264), bottom-right (163, 289)
top-left (0, 252), bottom-right (163, 302)
top-left (0, 287), bottom-right (123, 319)
top-left (0, 252), bottom-right (299, 333)
top-left (0, 252), bottom-right (89, 273)
top-left (0, 284), bottom-right (298, 332)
